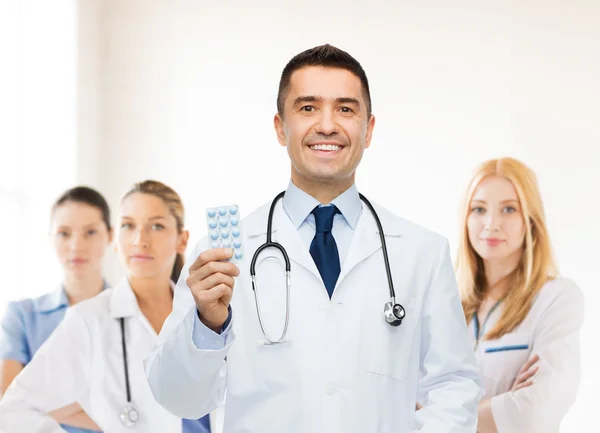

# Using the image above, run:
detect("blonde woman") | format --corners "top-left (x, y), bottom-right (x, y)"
top-left (456, 157), bottom-right (584, 433)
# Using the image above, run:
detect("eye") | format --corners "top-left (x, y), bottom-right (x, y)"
top-left (87, 229), bottom-right (97, 236)
top-left (58, 231), bottom-right (69, 238)
top-left (339, 106), bottom-right (353, 113)
top-left (151, 223), bottom-right (165, 231)
top-left (471, 206), bottom-right (486, 214)
top-left (120, 222), bottom-right (133, 230)
top-left (503, 206), bottom-right (517, 213)
top-left (300, 105), bottom-right (315, 112)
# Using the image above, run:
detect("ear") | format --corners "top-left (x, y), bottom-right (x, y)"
top-left (274, 113), bottom-right (287, 147)
top-left (177, 230), bottom-right (190, 255)
top-left (364, 114), bottom-right (376, 149)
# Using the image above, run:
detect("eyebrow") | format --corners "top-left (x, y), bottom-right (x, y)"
top-left (471, 199), bottom-right (519, 204)
top-left (56, 223), bottom-right (99, 229)
top-left (292, 96), bottom-right (361, 107)
top-left (120, 215), bottom-right (168, 220)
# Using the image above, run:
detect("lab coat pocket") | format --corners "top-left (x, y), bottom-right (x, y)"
top-left (480, 331), bottom-right (530, 391)
top-left (360, 296), bottom-right (419, 381)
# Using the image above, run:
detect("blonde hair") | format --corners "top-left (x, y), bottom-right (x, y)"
top-left (456, 157), bottom-right (558, 340)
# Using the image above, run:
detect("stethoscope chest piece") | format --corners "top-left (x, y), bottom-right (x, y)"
top-left (120, 402), bottom-right (139, 428)
top-left (383, 301), bottom-right (405, 327)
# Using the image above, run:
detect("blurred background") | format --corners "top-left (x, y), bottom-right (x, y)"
top-left (0, 0), bottom-right (598, 431)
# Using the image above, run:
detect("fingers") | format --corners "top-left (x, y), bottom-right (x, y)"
top-left (189, 271), bottom-right (235, 291)
top-left (520, 354), bottom-right (540, 373)
top-left (512, 354), bottom-right (540, 391)
top-left (188, 259), bottom-right (240, 284)
top-left (513, 380), bottom-right (533, 391)
top-left (194, 283), bottom-right (233, 304)
top-left (189, 248), bottom-right (236, 272)
top-left (516, 365), bottom-right (539, 384)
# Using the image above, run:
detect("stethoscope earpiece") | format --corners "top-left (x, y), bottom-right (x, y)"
top-left (383, 301), bottom-right (405, 327)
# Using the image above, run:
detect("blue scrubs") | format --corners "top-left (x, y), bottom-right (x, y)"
top-left (0, 285), bottom-right (103, 433)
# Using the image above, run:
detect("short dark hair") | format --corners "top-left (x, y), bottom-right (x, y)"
top-left (277, 44), bottom-right (372, 118)
top-left (52, 186), bottom-right (112, 231)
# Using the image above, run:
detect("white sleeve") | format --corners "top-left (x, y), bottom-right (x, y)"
top-left (490, 280), bottom-right (584, 433)
top-left (0, 308), bottom-right (93, 433)
top-left (414, 239), bottom-right (484, 432)
top-left (144, 238), bottom-right (235, 419)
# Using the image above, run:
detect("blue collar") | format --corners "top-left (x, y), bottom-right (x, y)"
top-left (282, 181), bottom-right (362, 230)
top-left (33, 280), bottom-right (109, 313)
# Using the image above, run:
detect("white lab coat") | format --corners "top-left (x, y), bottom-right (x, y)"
top-left (145, 199), bottom-right (483, 433)
top-left (0, 278), bottom-right (223, 433)
top-left (469, 277), bottom-right (584, 433)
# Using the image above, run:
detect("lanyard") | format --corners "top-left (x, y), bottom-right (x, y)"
top-left (473, 298), bottom-right (504, 349)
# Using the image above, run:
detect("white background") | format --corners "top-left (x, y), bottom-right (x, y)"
top-left (1, 1), bottom-right (598, 431)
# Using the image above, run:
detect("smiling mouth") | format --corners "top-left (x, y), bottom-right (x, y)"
top-left (308, 144), bottom-right (343, 151)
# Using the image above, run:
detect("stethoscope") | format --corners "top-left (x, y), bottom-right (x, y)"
top-left (249, 191), bottom-right (406, 345)
top-left (119, 317), bottom-right (140, 428)
top-left (472, 297), bottom-right (505, 350)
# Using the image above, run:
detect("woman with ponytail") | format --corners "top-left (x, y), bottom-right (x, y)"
top-left (0, 180), bottom-right (220, 433)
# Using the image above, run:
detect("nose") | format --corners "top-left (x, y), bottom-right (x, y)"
top-left (68, 232), bottom-right (85, 252)
top-left (314, 108), bottom-right (339, 136)
top-left (132, 227), bottom-right (149, 248)
top-left (484, 214), bottom-right (500, 232)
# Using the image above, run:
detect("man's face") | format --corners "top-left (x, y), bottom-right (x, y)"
top-left (274, 66), bottom-right (375, 188)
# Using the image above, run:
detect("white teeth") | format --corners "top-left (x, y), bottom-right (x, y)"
top-left (311, 144), bottom-right (341, 151)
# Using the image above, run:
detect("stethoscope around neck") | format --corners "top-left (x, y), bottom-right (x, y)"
top-left (118, 317), bottom-right (140, 427)
top-left (249, 191), bottom-right (406, 345)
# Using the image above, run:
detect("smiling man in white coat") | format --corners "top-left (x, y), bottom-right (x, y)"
top-left (145, 44), bottom-right (483, 433)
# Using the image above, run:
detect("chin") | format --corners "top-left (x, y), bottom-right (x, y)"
top-left (476, 247), bottom-right (514, 262)
top-left (128, 270), bottom-right (159, 279)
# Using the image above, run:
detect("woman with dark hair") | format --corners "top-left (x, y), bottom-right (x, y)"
top-left (0, 180), bottom-right (218, 433)
top-left (0, 186), bottom-right (112, 432)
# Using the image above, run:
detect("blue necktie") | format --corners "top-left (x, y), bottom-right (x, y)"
top-left (310, 205), bottom-right (341, 298)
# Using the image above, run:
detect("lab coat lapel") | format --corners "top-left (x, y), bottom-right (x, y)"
top-left (335, 204), bottom-right (402, 292)
top-left (335, 210), bottom-right (381, 291)
top-left (246, 200), bottom-right (321, 282)
top-left (271, 203), bottom-right (322, 282)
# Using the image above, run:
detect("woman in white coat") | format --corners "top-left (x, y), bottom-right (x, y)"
top-left (0, 180), bottom-right (220, 433)
top-left (456, 157), bottom-right (584, 433)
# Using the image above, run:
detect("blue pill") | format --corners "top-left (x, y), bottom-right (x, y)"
top-left (219, 219), bottom-right (228, 227)
top-left (234, 251), bottom-right (243, 260)
top-left (230, 218), bottom-right (238, 226)
top-left (211, 241), bottom-right (220, 248)
top-left (208, 220), bottom-right (217, 229)
top-left (232, 228), bottom-right (240, 237)
top-left (229, 206), bottom-right (238, 215)
top-left (233, 240), bottom-right (241, 248)
top-left (210, 231), bottom-right (219, 240)
top-left (218, 208), bottom-right (227, 216)
top-left (207, 209), bottom-right (216, 218)
top-left (222, 240), bottom-right (231, 248)
top-left (221, 230), bottom-right (230, 239)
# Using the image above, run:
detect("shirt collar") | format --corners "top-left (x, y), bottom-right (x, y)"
top-left (110, 277), bottom-right (175, 319)
top-left (282, 180), bottom-right (362, 230)
top-left (33, 280), bottom-right (109, 314)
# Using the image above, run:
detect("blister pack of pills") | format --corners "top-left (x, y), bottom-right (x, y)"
top-left (206, 205), bottom-right (244, 261)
